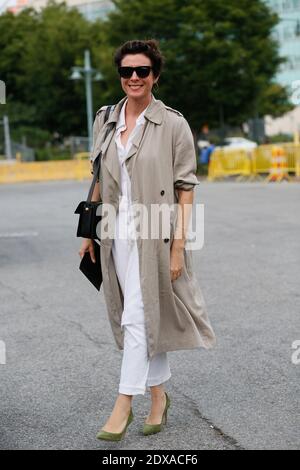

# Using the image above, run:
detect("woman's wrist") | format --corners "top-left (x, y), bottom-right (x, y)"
top-left (171, 238), bottom-right (185, 251)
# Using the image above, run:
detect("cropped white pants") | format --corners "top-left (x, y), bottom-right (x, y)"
top-left (112, 199), bottom-right (171, 395)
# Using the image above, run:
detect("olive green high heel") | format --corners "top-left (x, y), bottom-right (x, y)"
top-left (143, 392), bottom-right (170, 436)
top-left (96, 408), bottom-right (134, 442)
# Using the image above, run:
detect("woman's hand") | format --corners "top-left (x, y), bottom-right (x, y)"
top-left (170, 243), bottom-right (184, 281)
top-left (78, 238), bottom-right (96, 263)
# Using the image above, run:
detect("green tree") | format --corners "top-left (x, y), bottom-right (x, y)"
top-left (0, 1), bottom-right (106, 141)
top-left (0, 0), bottom-right (293, 146)
top-left (102, 0), bottom-right (292, 130)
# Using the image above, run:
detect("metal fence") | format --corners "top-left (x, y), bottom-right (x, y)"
top-left (11, 141), bottom-right (35, 161)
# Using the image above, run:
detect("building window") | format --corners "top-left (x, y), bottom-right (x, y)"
top-left (272, 29), bottom-right (281, 41)
top-left (283, 25), bottom-right (294, 38)
top-left (293, 0), bottom-right (300, 9)
top-left (282, 0), bottom-right (293, 10)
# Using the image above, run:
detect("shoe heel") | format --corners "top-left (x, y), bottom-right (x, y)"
top-left (142, 392), bottom-right (170, 436)
top-left (163, 392), bottom-right (170, 425)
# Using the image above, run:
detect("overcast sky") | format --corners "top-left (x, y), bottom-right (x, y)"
top-left (0, 0), bottom-right (17, 13)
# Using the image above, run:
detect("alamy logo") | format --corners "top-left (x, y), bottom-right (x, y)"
top-left (96, 203), bottom-right (205, 250)
top-left (0, 80), bottom-right (6, 104)
top-left (0, 340), bottom-right (6, 364)
top-left (291, 80), bottom-right (300, 105)
top-left (291, 340), bottom-right (300, 365)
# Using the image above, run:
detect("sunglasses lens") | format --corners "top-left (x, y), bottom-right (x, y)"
top-left (136, 66), bottom-right (151, 78)
top-left (119, 67), bottom-right (133, 78)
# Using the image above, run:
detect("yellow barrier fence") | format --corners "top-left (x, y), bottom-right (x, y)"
top-left (1, 144), bottom-right (299, 184)
top-left (208, 143), bottom-right (300, 181)
top-left (207, 148), bottom-right (252, 181)
top-left (0, 157), bottom-right (91, 184)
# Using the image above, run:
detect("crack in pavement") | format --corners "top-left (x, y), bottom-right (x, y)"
top-left (0, 280), bottom-right (243, 450)
top-left (172, 387), bottom-right (245, 450)
top-left (58, 317), bottom-right (112, 351)
top-left (0, 279), bottom-right (42, 311)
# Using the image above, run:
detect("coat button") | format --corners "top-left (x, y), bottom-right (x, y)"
top-left (164, 238), bottom-right (170, 243)
top-left (160, 190), bottom-right (165, 196)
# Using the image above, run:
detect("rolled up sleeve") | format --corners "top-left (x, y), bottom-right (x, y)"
top-left (173, 117), bottom-right (200, 191)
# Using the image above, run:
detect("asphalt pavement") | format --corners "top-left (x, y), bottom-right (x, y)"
top-left (0, 179), bottom-right (299, 450)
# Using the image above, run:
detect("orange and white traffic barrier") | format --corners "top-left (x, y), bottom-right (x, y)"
top-left (266, 146), bottom-right (290, 182)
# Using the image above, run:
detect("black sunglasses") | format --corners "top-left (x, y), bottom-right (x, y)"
top-left (118, 66), bottom-right (153, 79)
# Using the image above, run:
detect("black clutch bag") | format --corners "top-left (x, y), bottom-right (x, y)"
top-left (79, 239), bottom-right (102, 290)
top-left (74, 158), bottom-right (103, 240)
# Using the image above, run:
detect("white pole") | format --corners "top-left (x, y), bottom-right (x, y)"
top-left (3, 115), bottom-right (12, 160)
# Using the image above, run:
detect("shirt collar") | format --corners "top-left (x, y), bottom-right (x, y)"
top-left (116, 95), bottom-right (154, 130)
top-left (106, 93), bottom-right (164, 126)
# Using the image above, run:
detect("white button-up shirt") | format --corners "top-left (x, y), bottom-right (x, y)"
top-left (114, 97), bottom-right (152, 242)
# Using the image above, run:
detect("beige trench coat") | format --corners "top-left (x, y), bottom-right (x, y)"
top-left (90, 94), bottom-right (216, 359)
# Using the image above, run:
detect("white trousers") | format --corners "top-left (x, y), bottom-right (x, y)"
top-left (112, 200), bottom-right (171, 395)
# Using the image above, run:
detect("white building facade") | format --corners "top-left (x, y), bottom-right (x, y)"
top-left (0, 0), bottom-right (113, 20)
top-left (264, 1), bottom-right (300, 136)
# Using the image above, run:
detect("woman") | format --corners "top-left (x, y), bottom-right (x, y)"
top-left (79, 39), bottom-right (216, 441)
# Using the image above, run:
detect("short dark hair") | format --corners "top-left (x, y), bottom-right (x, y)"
top-left (114, 39), bottom-right (165, 78)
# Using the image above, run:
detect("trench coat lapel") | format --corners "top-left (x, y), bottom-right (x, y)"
top-left (91, 126), bottom-right (120, 192)
top-left (98, 98), bottom-right (126, 192)
top-left (124, 98), bottom-right (164, 176)
top-left (101, 135), bottom-right (121, 192)
top-left (92, 98), bottom-right (125, 159)
top-left (99, 95), bottom-right (165, 190)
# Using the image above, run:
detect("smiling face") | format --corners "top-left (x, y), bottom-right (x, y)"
top-left (120, 53), bottom-right (158, 101)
